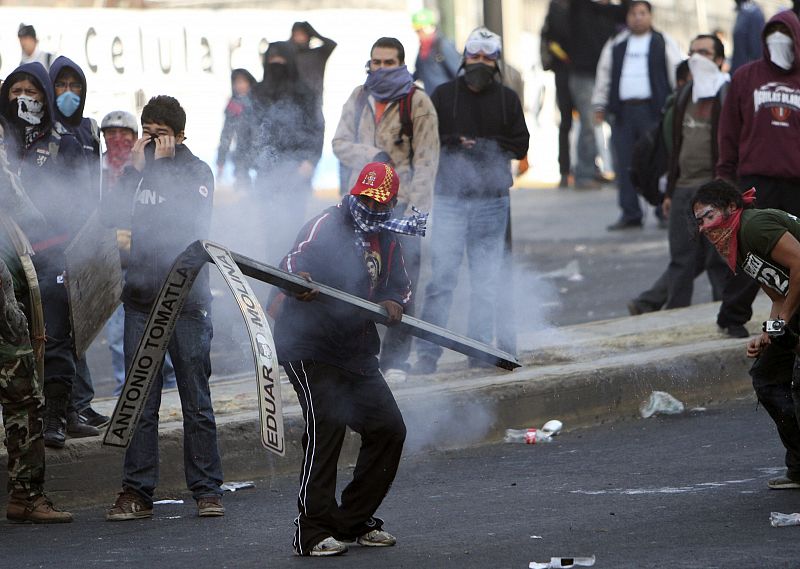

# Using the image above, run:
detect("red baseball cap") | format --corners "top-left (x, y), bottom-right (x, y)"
top-left (349, 162), bottom-right (399, 204)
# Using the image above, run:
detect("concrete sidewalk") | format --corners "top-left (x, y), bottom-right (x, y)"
top-left (0, 296), bottom-right (769, 509)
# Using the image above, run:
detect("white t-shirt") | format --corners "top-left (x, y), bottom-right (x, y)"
top-left (619, 32), bottom-right (652, 101)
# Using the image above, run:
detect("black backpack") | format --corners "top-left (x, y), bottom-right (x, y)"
top-left (629, 119), bottom-right (668, 206)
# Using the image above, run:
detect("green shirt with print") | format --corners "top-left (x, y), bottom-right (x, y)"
top-left (737, 208), bottom-right (800, 297)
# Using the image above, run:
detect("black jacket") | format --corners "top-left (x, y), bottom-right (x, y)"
top-left (274, 201), bottom-right (412, 374)
top-left (430, 77), bottom-right (529, 199)
top-left (567, 0), bottom-right (628, 74)
top-left (109, 144), bottom-right (214, 312)
top-left (292, 24), bottom-right (337, 104)
top-left (246, 41), bottom-right (324, 170)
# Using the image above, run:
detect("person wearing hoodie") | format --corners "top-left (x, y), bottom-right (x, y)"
top-left (717, 11), bottom-right (800, 339)
top-left (289, 21), bottom-right (337, 111)
top-left (216, 68), bottom-right (256, 191)
top-left (0, 62), bottom-right (93, 450)
top-left (50, 56), bottom-right (101, 176)
top-left (48, 55), bottom-right (109, 435)
top-left (245, 41), bottom-right (324, 262)
top-left (102, 95), bottom-right (224, 521)
top-left (412, 28), bottom-right (529, 376)
top-left (712, 13), bottom-right (800, 478)
top-left (333, 37), bottom-right (439, 383)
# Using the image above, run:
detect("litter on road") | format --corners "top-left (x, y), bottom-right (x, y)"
top-left (770, 512), bottom-right (800, 527)
top-left (640, 391), bottom-right (685, 418)
top-left (529, 555), bottom-right (596, 568)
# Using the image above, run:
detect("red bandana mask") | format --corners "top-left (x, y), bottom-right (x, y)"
top-left (419, 34), bottom-right (435, 59)
top-left (701, 187), bottom-right (756, 272)
top-left (106, 137), bottom-right (134, 175)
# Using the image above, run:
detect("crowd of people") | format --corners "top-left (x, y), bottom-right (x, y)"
top-left (7, 0), bottom-right (800, 559)
top-left (0, 10), bottom-right (530, 558)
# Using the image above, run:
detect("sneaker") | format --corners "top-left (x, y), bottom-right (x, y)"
top-left (310, 536), bottom-right (348, 557)
top-left (384, 368), bottom-right (407, 383)
top-left (410, 357), bottom-right (437, 375)
top-left (78, 406), bottom-right (111, 428)
top-left (722, 324), bottom-right (750, 339)
top-left (7, 494), bottom-right (73, 524)
top-left (106, 490), bottom-right (153, 521)
top-left (357, 529), bottom-right (397, 547)
top-left (197, 495), bottom-right (225, 517)
top-left (66, 410), bottom-right (101, 438)
top-left (769, 476), bottom-right (800, 490)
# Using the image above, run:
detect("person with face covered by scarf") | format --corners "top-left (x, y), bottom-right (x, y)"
top-left (629, 34), bottom-right (732, 317)
top-left (243, 41), bottom-right (324, 262)
top-left (713, 11), bottom-right (800, 343)
top-left (333, 36), bottom-right (439, 383)
top-left (274, 162), bottom-right (424, 557)
top-left (693, 180), bottom-right (800, 490)
top-left (412, 27), bottom-right (528, 375)
top-left (0, 62), bottom-right (93, 450)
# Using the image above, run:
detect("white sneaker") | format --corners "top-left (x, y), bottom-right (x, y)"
top-left (309, 536), bottom-right (348, 557)
top-left (384, 369), bottom-right (407, 383)
top-left (357, 529), bottom-right (397, 547)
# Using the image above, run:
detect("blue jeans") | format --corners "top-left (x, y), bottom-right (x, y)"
top-left (107, 305), bottom-right (177, 397)
top-left (610, 102), bottom-right (660, 223)
top-left (417, 195), bottom-right (509, 363)
top-left (568, 72), bottom-right (598, 183)
top-left (121, 305), bottom-right (223, 504)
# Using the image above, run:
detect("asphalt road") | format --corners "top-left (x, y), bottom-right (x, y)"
top-left (6, 399), bottom-right (800, 569)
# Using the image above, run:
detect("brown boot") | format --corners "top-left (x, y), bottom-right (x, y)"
top-left (7, 493), bottom-right (73, 524)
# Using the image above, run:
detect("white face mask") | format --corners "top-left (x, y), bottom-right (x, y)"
top-left (766, 31), bottom-right (795, 70)
top-left (688, 53), bottom-right (728, 102)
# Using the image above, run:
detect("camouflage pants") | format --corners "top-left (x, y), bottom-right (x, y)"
top-left (0, 348), bottom-right (45, 498)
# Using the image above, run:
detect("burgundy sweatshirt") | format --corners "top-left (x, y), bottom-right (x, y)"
top-left (716, 10), bottom-right (800, 181)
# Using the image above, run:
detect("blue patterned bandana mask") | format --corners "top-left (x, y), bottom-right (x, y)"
top-left (346, 195), bottom-right (428, 250)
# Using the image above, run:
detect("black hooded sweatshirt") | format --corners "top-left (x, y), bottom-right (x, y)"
top-left (49, 55), bottom-right (101, 193)
top-left (245, 41), bottom-right (324, 170)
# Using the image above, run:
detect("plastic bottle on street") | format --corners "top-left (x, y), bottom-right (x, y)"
top-left (770, 512), bottom-right (800, 527)
top-left (504, 428), bottom-right (553, 444)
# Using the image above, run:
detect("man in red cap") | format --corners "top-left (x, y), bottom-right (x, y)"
top-left (273, 162), bottom-right (427, 557)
